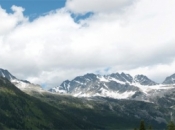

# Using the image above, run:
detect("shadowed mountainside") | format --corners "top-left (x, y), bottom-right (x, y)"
top-left (0, 77), bottom-right (100, 129)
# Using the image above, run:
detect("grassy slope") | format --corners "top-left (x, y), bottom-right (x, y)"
top-left (35, 93), bottom-right (169, 130)
top-left (0, 77), bottom-right (99, 129)
top-left (0, 76), bottom-right (172, 129)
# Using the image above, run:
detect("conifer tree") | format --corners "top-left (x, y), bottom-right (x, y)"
top-left (139, 120), bottom-right (146, 130)
top-left (168, 121), bottom-right (175, 130)
top-left (148, 126), bottom-right (152, 130)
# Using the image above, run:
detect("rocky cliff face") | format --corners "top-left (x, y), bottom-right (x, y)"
top-left (49, 72), bottom-right (174, 101)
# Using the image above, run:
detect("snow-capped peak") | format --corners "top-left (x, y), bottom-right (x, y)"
top-left (163, 73), bottom-right (175, 84)
top-left (49, 72), bottom-right (167, 101)
top-left (0, 68), bottom-right (17, 80)
top-left (134, 75), bottom-right (158, 86)
top-left (0, 68), bottom-right (44, 94)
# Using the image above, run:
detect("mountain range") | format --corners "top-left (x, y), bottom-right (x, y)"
top-left (49, 72), bottom-right (175, 102)
top-left (1, 68), bottom-right (175, 129)
top-left (1, 68), bottom-right (175, 102)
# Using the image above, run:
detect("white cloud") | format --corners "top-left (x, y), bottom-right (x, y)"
top-left (0, 5), bottom-right (27, 35)
top-left (66, 0), bottom-right (138, 14)
top-left (123, 61), bottom-right (175, 83)
top-left (0, 0), bottom-right (175, 89)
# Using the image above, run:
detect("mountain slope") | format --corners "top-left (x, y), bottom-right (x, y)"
top-left (0, 77), bottom-right (99, 129)
top-left (34, 92), bottom-right (175, 130)
top-left (0, 68), bottom-right (44, 94)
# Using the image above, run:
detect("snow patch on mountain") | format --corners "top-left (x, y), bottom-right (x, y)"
top-left (97, 76), bottom-right (109, 82)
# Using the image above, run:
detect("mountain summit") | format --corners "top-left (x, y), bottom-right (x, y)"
top-left (163, 73), bottom-right (175, 84)
top-left (0, 68), bottom-right (43, 94)
top-left (0, 68), bottom-right (16, 80)
top-left (134, 74), bottom-right (157, 86)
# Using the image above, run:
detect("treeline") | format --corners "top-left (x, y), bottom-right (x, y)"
top-left (134, 120), bottom-right (175, 130)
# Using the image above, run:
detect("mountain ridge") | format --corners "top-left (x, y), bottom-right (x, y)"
top-left (0, 68), bottom-right (44, 94)
top-left (0, 68), bottom-right (17, 81)
top-left (49, 72), bottom-right (161, 98)
top-left (49, 72), bottom-right (175, 101)
top-left (1, 68), bottom-right (175, 101)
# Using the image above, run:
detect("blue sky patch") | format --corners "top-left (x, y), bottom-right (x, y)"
top-left (71, 12), bottom-right (94, 23)
top-left (0, 0), bottom-right (66, 21)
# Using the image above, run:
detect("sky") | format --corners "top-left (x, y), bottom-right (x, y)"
top-left (0, 0), bottom-right (175, 89)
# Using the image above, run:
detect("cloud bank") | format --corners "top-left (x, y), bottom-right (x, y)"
top-left (66, 0), bottom-right (137, 14)
top-left (0, 0), bottom-right (175, 89)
